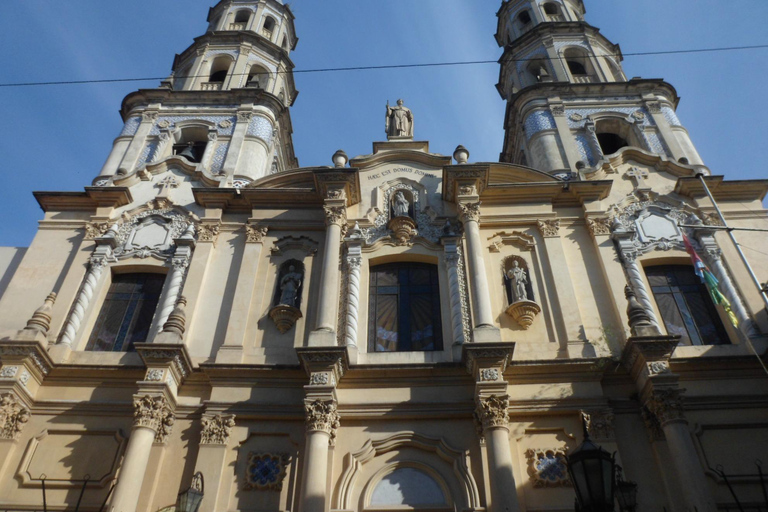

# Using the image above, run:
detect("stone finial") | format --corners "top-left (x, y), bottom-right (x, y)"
top-left (347, 222), bottom-right (364, 240)
top-left (332, 150), bottom-right (348, 168)
top-left (161, 297), bottom-right (187, 337)
top-left (625, 285), bottom-right (659, 337)
top-left (453, 145), bottom-right (470, 164)
top-left (23, 293), bottom-right (57, 335)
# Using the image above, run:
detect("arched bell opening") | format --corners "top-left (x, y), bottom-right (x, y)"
top-left (172, 126), bottom-right (210, 163)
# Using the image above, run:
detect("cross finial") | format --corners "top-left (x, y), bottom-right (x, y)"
top-left (625, 166), bottom-right (650, 192)
top-left (156, 175), bottom-right (180, 200)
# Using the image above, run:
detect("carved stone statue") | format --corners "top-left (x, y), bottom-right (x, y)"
top-left (278, 265), bottom-right (303, 307)
top-left (386, 99), bottom-right (414, 139)
top-left (393, 191), bottom-right (410, 218)
top-left (507, 261), bottom-right (528, 303)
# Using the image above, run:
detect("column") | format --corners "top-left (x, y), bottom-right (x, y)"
top-left (309, 205), bottom-right (345, 345)
top-left (58, 254), bottom-right (109, 347)
top-left (221, 110), bottom-right (253, 178)
top-left (343, 229), bottom-right (363, 350)
top-left (98, 137), bottom-right (133, 178)
top-left (300, 398), bottom-right (339, 512)
top-left (110, 395), bottom-right (174, 512)
top-left (476, 395), bottom-right (521, 512)
top-left (195, 413), bottom-right (236, 512)
top-left (442, 235), bottom-right (466, 353)
top-left (623, 256), bottom-right (662, 330)
top-left (218, 224), bottom-right (267, 363)
top-left (458, 202), bottom-right (497, 337)
top-left (536, 219), bottom-right (588, 351)
top-left (118, 111), bottom-right (158, 174)
top-left (150, 242), bottom-right (194, 339)
top-left (646, 389), bottom-right (716, 512)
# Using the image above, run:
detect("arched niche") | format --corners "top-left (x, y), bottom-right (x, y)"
top-left (503, 255), bottom-right (535, 305)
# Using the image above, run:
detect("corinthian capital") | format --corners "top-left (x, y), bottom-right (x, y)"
top-left (133, 395), bottom-right (174, 442)
top-left (645, 388), bottom-right (686, 427)
top-left (474, 394), bottom-right (510, 433)
top-left (304, 399), bottom-right (340, 444)
top-left (323, 206), bottom-right (347, 227)
top-left (537, 219), bottom-right (560, 238)
top-left (200, 414), bottom-right (236, 445)
top-left (0, 393), bottom-right (30, 440)
top-left (458, 201), bottom-right (481, 223)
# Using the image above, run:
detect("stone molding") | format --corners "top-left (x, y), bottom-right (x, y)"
top-left (0, 393), bottom-right (30, 440)
top-left (200, 414), bottom-right (236, 445)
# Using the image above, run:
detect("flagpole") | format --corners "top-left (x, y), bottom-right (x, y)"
top-left (697, 173), bottom-right (768, 310)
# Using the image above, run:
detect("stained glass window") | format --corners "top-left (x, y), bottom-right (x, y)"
top-left (368, 263), bottom-right (442, 352)
top-left (646, 265), bottom-right (729, 346)
top-left (86, 273), bottom-right (165, 352)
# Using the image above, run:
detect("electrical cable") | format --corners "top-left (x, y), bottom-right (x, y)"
top-left (0, 43), bottom-right (767, 88)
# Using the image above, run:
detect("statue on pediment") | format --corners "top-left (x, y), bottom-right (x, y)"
top-left (386, 99), bottom-right (414, 139)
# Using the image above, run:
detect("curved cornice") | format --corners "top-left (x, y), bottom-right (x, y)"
top-left (120, 88), bottom-right (288, 120)
top-left (580, 146), bottom-right (704, 181)
top-left (350, 143), bottom-right (452, 169)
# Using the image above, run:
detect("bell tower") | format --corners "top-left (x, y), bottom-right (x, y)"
top-left (95, 0), bottom-right (299, 187)
top-left (496, 0), bottom-right (706, 178)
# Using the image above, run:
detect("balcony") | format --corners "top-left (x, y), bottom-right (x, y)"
top-left (547, 14), bottom-right (565, 22)
top-left (229, 22), bottom-right (247, 31)
top-left (200, 82), bottom-right (223, 91)
top-left (261, 28), bottom-right (273, 40)
top-left (572, 75), bottom-right (596, 84)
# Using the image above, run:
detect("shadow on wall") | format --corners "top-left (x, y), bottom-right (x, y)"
top-left (0, 247), bottom-right (27, 301)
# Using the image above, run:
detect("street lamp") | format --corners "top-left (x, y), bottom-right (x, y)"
top-left (566, 426), bottom-right (616, 512)
top-left (176, 472), bottom-right (204, 512)
top-left (614, 467), bottom-right (638, 512)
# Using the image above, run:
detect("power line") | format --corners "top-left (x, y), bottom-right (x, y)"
top-left (1, 43), bottom-right (767, 88)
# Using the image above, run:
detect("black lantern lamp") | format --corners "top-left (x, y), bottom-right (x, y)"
top-left (176, 472), bottom-right (204, 512)
top-left (566, 422), bottom-right (616, 512)
top-left (614, 466), bottom-right (638, 512)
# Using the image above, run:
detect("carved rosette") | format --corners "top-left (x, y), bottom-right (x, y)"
top-left (537, 219), bottom-right (560, 238)
top-left (387, 216), bottom-right (418, 246)
top-left (645, 388), bottom-right (686, 427)
top-left (304, 399), bottom-right (340, 445)
top-left (323, 206), bottom-right (347, 228)
top-left (504, 300), bottom-right (541, 330)
top-left (474, 395), bottom-right (510, 433)
top-left (458, 202), bottom-right (481, 224)
top-left (582, 410), bottom-right (616, 441)
top-left (133, 395), bottom-right (175, 443)
top-left (243, 452), bottom-right (289, 491)
top-left (200, 414), bottom-right (236, 445)
top-left (586, 217), bottom-right (612, 237)
top-left (245, 225), bottom-right (268, 243)
top-left (0, 393), bottom-right (30, 440)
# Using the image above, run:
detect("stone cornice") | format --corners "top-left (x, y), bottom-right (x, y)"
top-left (675, 176), bottom-right (768, 202)
top-left (34, 188), bottom-right (133, 212)
top-left (482, 180), bottom-right (612, 205)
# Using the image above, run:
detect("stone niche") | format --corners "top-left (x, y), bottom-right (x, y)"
top-left (17, 429), bottom-right (125, 487)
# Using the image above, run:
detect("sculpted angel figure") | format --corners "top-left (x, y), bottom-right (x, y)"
top-left (278, 265), bottom-right (303, 307)
top-left (507, 260), bottom-right (529, 302)
top-left (385, 99), bottom-right (414, 138)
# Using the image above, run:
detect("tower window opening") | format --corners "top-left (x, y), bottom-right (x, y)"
top-left (563, 47), bottom-right (595, 83)
top-left (517, 10), bottom-right (532, 25)
top-left (596, 133), bottom-right (628, 155)
top-left (231, 10), bottom-right (250, 30)
top-left (246, 66), bottom-right (271, 89)
top-left (593, 118), bottom-right (643, 155)
top-left (262, 16), bottom-right (276, 39)
top-left (543, 2), bottom-right (561, 16)
top-left (527, 59), bottom-right (551, 84)
top-left (204, 56), bottom-right (232, 90)
top-left (209, 70), bottom-right (228, 83)
top-left (281, 35), bottom-right (289, 50)
top-left (173, 126), bottom-right (210, 163)
top-left (566, 60), bottom-right (587, 76)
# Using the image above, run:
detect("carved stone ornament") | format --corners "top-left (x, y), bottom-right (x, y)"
top-left (640, 405), bottom-right (665, 441)
top-left (112, 208), bottom-right (193, 259)
top-left (0, 345), bottom-right (51, 376)
top-left (648, 361), bottom-right (670, 375)
top-left (133, 395), bottom-right (175, 443)
top-left (145, 369), bottom-right (164, 382)
top-left (244, 452), bottom-right (289, 491)
top-left (387, 216), bottom-right (418, 246)
top-left (304, 399), bottom-right (340, 444)
top-left (24, 292), bottom-right (57, 335)
top-left (586, 217), bottom-right (612, 236)
top-left (525, 448), bottom-right (571, 488)
top-left (550, 105), bottom-right (565, 117)
top-left (245, 225), bottom-right (268, 243)
top-left (0, 393), bottom-right (30, 440)
top-left (582, 410), bottom-right (616, 441)
top-left (569, 113), bottom-right (584, 122)
top-left (200, 414), bottom-right (236, 445)
top-left (645, 388), bottom-right (686, 427)
top-left (269, 305), bottom-right (302, 334)
top-left (85, 221), bottom-right (110, 240)
top-left (474, 395), bottom-right (510, 432)
top-left (197, 223), bottom-right (221, 244)
top-left (458, 201), bottom-right (481, 224)
top-left (479, 369), bottom-right (499, 382)
top-left (537, 219), bottom-right (560, 238)
top-left (504, 300), bottom-right (541, 330)
top-left (309, 372), bottom-right (331, 386)
top-left (323, 205), bottom-right (347, 227)
top-left (0, 366), bottom-right (19, 378)
top-left (702, 212), bottom-right (724, 227)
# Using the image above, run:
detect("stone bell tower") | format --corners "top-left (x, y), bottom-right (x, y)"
top-left (496, 0), bottom-right (706, 178)
top-left (94, 0), bottom-right (299, 187)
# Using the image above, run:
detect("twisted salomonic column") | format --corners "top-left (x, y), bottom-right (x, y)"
top-left (459, 202), bottom-right (495, 329)
top-left (300, 398), bottom-right (339, 512)
top-left (442, 235), bottom-right (466, 346)
top-left (476, 395), bottom-right (520, 512)
top-left (315, 205), bottom-right (346, 334)
top-left (623, 256), bottom-right (662, 330)
top-left (59, 255), bottom-right (109, 346)
top-left (703, 247), bottom-right (757, 335)
top-left (343, 223), bottom-right (364, 349)
top-left (110, 395), bottom-right (175, 512)
top-left (645, 389), bottom-right (716, 512)
top-left (153, 258), bottom-right (188, 336)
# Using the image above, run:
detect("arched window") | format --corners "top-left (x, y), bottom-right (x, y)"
top-left (281, 35), bottom-right (289, 50)
top-left (234, 10), bottom-right (250, 24)
top-left (86, 273), bottom-right (166, 352)
top-left (593, 118), bottom-right (643, 155)
top-left (262, 15), bottom-right (276, 39)
top-left (543, 2), bottom-right (561, 17)
top-left (517, 10), bottom-right (532, 26)
top-left (368, 263), bottom-right (442, 352)
top-left (172, 126), bottom-right (209, 163)
top-left (205, 56), bottom-right (232, 90)
top-left (596, 133), bottom-right (628, 155)
top-left (369, 468), bottom-right (448, 509)
top-left (563, 47), bottom-right (595, 82)
top-left (527, 59), bottom-right (551, 84)
top-left (246, 65), bottom-right (271, 89)
top-left (646, 265), bottom-right (729, 346)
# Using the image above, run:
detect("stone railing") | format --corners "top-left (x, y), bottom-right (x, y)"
top-left (200, 82), bottom-right (223, 91)
top-left (229, 22), bottom-right (247, 31)
top-left (261, 28), bottom-right (273, 40)
top-left (547, 14), bottom-right (565, 22)
top-left (573, 75), bottom-right (596, 84)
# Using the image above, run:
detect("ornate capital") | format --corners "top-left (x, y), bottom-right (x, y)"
top-left (89, 255), bottom-right (110, 269)
top-left (237, 111), bottom-right (254, 122)
top-left (142, 111), bottom-right (159, 122)
top-left (537, 219), bottom-right (560, 238)
top-left (458, 201), bottom-right (481, 223)
top-left (347, 255), bottom-right (362, 269)
top-left (304, 399), bottom-right (340, 444)
top-left (198, 223), bottom-right (221, 244)
top-left (323, 205), bottom-right (347, 227)
top-left (582, 410), bottom-right (615, 441)
top-left (645, 388), bottom-right (686, 427)
top-left (84, 221), bottom-right (110, 240)
top-left (586, 217), bottom-right (611, 237)
top-left (245, 224), bottom-right (268, 243)
top-left (0, 393), bottom-right (30, 440)
top-left (550, 105), bottom-right (565, 117)
top-left (133, 395), bottom-right (175, 442)
top-left (200, 414), bottom-right (236, 445)
top-left (474, 394), bottom-right (510, 432)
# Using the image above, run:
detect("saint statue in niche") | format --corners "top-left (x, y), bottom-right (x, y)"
top-left (393, 191), bottom-right (410, 218)
top-left (508, 261), bottom-right (529, 302)
top-left (278, 265), bottom-right (303, 308)
top-left (385, 99), bottom-right (414, 138)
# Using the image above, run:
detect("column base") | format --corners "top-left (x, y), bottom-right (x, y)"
top-left (472, 326), bottom-right (502, 343)
top-left (308, 329), bottom-right (337, 347)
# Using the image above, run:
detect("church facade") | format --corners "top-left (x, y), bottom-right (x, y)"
top-left (1, 1), bottom-right (767, 512)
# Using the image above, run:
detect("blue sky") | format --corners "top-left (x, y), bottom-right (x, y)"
top-left (1, 0), bottom-right (767, 247)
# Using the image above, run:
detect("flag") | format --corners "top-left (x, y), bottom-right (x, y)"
top-left (682, 235), bottom-right (739, 328)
